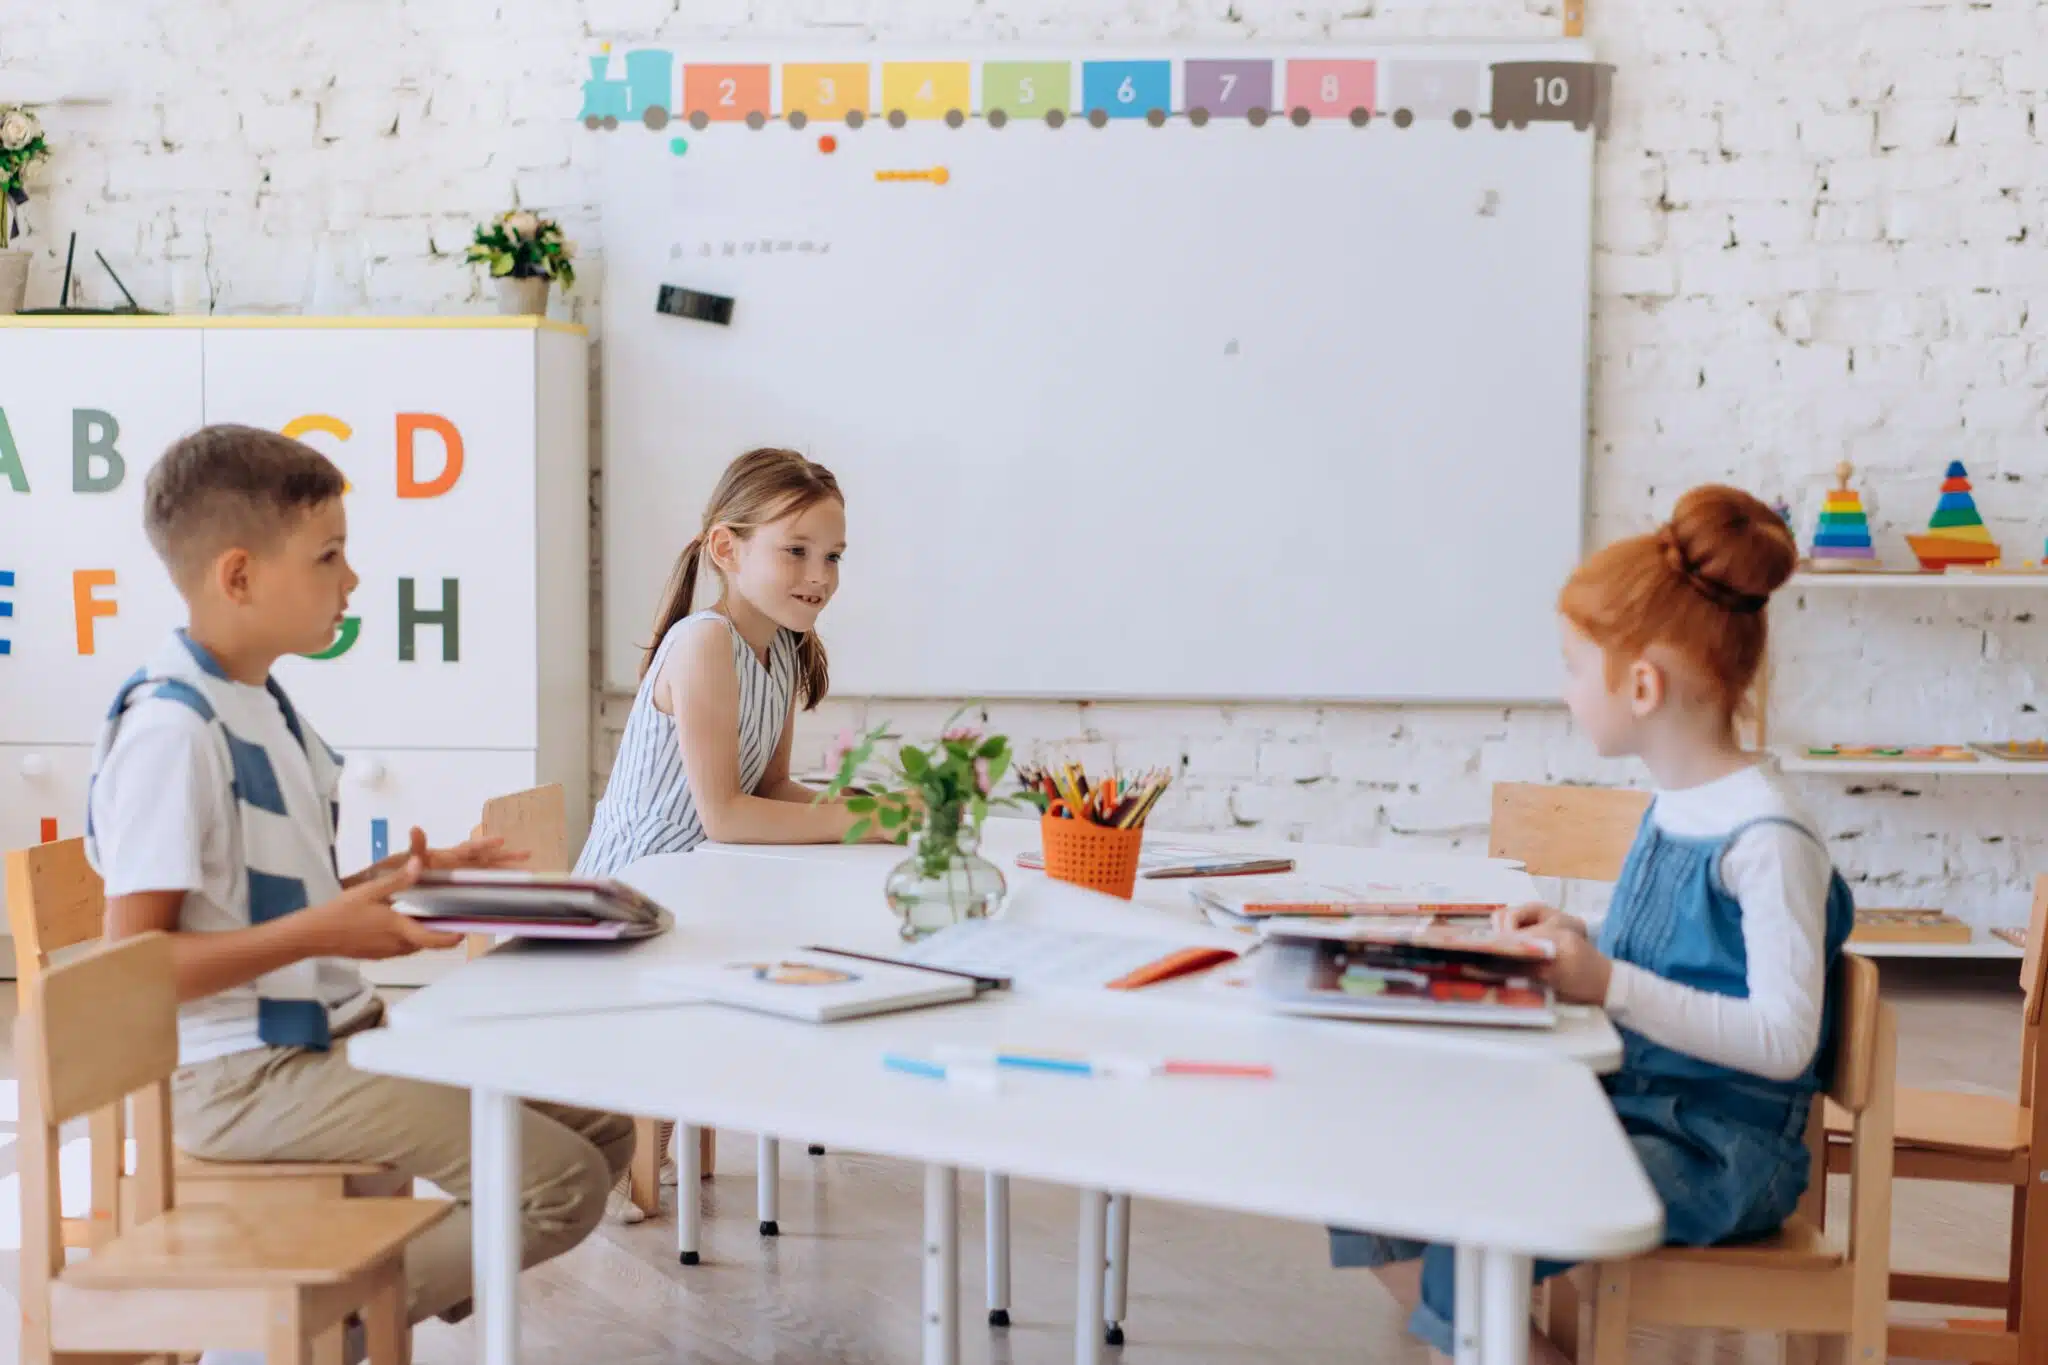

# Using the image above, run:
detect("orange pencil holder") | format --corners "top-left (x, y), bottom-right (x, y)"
top-left (1039, 813), bottom-right (1143, 900)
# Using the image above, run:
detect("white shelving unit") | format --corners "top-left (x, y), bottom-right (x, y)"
top-left (1772, 746), bottom-right (2048, 777)
top-left (1793, 570), bottom-right (2048, 591)
top-left (1777, 563), bottom-right (2048, 961)
top-left (1849, 937), bottom-right (2022, 961)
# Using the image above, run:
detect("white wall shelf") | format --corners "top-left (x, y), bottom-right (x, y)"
top-left (1793, 570), bottom-right (2048, 591)
top-left (1772, 745), bottom-right (2048, 777)
top-left (1848, 935), bottom-right (2022, 961)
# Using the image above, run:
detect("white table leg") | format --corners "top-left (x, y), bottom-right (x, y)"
top-left (677, 1122), bottom-right (703, 1265)
top-left (472, 1087), bottom-right (521, 1365)
top-left (1104, 1192), bottom-right (1132, 1346)
top-left (757, 1135), bottom-right (780, 1235)
top-left (985, 1171), bottom-right (1011, 1327)
top-left (1478, 1250), bottom-right (1532, 1365)
top-left (923, 1164), bottom-right (960, 1365)
top-left (1454, 1245), bottom-right (1481, 1365)
top-left (1076, 1189), bottom-right (1108, 1365)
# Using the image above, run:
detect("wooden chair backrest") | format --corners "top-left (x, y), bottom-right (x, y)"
top-left (478, 783), bottom-right (568, 871)
top-left (19, 933), bottom-right (181, 1339)
top-left (1487, 783), bottom-right (1651, 882)
top-left (1826, 952), bottom-right (1884, 1114)
top-left (4, 837), bottom-right (108, 992)
top-left (2018, 875), bottom-right (2048, 1105)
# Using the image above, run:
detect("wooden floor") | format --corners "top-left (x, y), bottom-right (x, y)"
top-left (0, 964), bottom-right (2025, 1364)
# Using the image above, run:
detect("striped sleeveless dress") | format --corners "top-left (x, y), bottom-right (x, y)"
top-left (576, 609), bottom-right (800, 877)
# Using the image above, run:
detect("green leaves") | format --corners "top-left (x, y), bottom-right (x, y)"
top-left (465, 212), bottom-right (577, 288)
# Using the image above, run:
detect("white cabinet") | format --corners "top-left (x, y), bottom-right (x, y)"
top-left (0, 318), bottom-right (590, 982)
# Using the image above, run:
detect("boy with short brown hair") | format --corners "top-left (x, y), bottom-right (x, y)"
top-left (91, 424), bottom-right (631, 1351)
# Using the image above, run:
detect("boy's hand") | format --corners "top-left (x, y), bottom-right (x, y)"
top-left (1527, 923), bottom-right (1613, 1005)
top-left (1498, 902), bottom-right (1588, 937)
top-left (301, 859), bottom-right (464, 960)
top-left (356, 827), bottom-right (530, 885)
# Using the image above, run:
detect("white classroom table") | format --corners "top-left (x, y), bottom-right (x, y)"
top-left (352, 828), bottom-right (1659, 1365)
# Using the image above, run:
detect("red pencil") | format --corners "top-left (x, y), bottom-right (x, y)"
top-left (1159, 1060), bottom-right (1274, 1079)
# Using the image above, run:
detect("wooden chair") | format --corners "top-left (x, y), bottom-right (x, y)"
top-left (1550, 953), bottom-right (1896, 1365)
top-left (20, 931), bottom-right (449, 1365)
top-left (1816, 873), bottom-right (2048, 1363)
top-left (463, 783), bottom-right (716, 1223)
top-left (4, 838), bottom-right (386, 1251)
top-left (1487, 781), bottom-right (1650, 883)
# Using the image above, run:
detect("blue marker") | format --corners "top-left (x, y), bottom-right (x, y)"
top-left (883, 1053), bottom-right (1001, 1092)
top-left (370, 817), bottom-right (389, 862)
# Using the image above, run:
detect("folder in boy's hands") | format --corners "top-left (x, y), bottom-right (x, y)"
top-left (393, 870), bottom-right (673, 941)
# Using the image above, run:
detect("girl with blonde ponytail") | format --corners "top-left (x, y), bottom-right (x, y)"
top-left (579, 447), bottom-right (883, 880)
top-left (578, 448), bottom-right (886, 1221)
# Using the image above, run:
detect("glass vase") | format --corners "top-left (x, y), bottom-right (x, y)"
top-left (884, 818), bottom-right (1007, 940)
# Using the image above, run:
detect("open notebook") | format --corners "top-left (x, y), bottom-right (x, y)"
top-left (645, 949), bottom-right (983, 1023)
top-left (1254, 917), bottom-right (1557, 1028)
top-left (394, 870), bottom-right (673, 941)
top-left (902, 879), bottom-right (1247, 993)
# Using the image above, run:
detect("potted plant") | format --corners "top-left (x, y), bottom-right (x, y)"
top-left (822, 713), bottom-right (1028, 940)
top-left (466, 209), bottom-right (575, 316)
top-left (0, 105), bottom-right (50, 314)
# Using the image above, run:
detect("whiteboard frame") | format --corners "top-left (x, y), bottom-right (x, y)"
top-left (595, 39), bottom-right (1598, 705)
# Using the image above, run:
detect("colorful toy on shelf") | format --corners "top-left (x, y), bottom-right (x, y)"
top-left (1803, 744), bottom-right (1977, 763)
top-left (1906, 460), bottom-right (2002, 571)
top-left (1806, 461), bottom-right (1881, 570)
top-left (1971, 741), bottom-right (2048, 763)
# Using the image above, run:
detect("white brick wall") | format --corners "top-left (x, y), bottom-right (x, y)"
top-left (13, 0), bottom-right (2048, 930)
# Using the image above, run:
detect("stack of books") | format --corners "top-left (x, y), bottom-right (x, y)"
top-left (1254, 917), bottom-right (1557, 1028)
top-left (395, 870), bottom-right (673, 941)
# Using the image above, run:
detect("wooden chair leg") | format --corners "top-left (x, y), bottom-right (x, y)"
top-left (1543, 1270), bottom-right (1582, 1363)
top-left (268, 1290), bottom-right (313, 1365)
top-left (2013, 1184), bottom-right (2030, 1331)
top-left (2021, 1164), bottom-right (2048, 1365)
top-left (364, 1257), bottom-right (410, 1365)
top-left (628, 1117), bottom-right (662, 1216)
top-left (311, 1322), bottom-right (346, 1365)
top-left (1588, 1263), bottom-right (1630, 1365)
top-left (701, 1125), bottom-right (717, 1179)
top-left (88, 1104), bottom-right (123, 1240)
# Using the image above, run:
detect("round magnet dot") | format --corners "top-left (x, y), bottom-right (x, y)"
top-left (818, 134), bottom-right (837, 153)
top-left (670, 137), bottom-right (688, 155)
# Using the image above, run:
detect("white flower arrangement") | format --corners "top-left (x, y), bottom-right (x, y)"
top-left (0, 105), bottom-right (50, 244)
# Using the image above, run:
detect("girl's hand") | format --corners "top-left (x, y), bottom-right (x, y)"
top-left (1498, 902), bottom-right (1586, 937)
top-left (1528, 925), bottom-right (1613, 1005)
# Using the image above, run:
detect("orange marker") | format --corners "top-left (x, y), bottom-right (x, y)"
top-left (875, 166), bottom-right (949, 184)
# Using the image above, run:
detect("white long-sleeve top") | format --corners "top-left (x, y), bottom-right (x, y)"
top-left (1600, 764), bottom-right (1835, 1083)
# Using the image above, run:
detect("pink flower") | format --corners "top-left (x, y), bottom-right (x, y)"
top-left (974, 758), bottom-right (992, 794)
top-left (942, 725), bottom-right (983, 745)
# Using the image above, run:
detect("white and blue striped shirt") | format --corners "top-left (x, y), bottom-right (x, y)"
top-left (577, 610), bottom-right (799, 876)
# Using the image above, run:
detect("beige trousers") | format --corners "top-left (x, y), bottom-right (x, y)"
top-left (170, 1005), bottom-right (634, 1326)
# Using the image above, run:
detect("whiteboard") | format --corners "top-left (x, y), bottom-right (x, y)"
top-left (597, 41), bottom-right (1598, 701)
